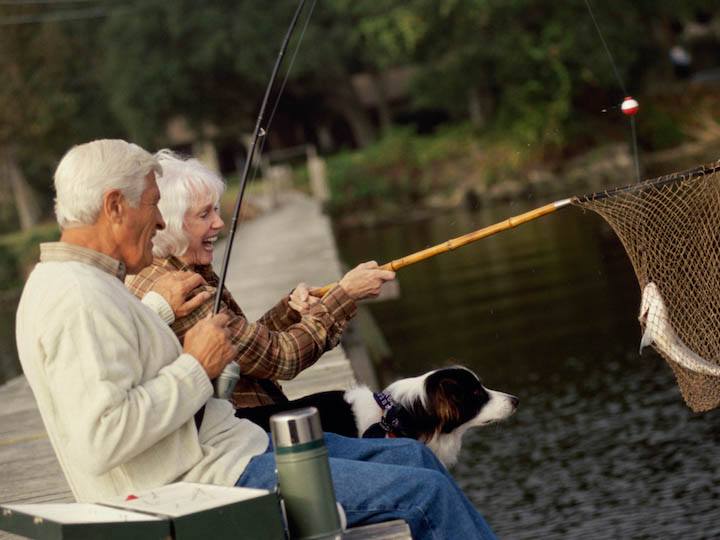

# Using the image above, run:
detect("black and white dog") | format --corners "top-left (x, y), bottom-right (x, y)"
top-left (344, 366), bottom-right (519, 467)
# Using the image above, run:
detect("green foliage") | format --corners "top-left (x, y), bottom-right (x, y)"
top-left (636, 104), bottom-right (686, 151)
top-left (0, 223), bottom-right (60, 290)
top-left (324, 125), bottom-right (478, 212)
top-left (406, 0), bottom-right (715, 145)
top-left (0, 0), bottom-right (717, 232)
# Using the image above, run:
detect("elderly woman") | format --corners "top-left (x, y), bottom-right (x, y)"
top-left (126, 150), bottom-right (395, 436)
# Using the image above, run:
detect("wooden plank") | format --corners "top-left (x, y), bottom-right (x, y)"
top-left (0, 438), bottom-right (54, 464)
top-left (0, 410), bottom-right (45, 439)
top-left (344, 519), bottom-right (413, 539)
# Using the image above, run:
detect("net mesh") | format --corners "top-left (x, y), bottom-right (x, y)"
top-left (573, 160), bottom-right (720, 413)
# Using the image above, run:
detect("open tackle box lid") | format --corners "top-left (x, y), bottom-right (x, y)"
top-left (0, 482), bottom-right (285, 540)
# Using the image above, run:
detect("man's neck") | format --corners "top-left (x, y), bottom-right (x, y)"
top-left (61, 224), bottom-right (120, 261)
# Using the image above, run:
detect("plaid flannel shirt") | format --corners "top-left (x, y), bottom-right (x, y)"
top-left (126, 256), bottom-right (357, 407)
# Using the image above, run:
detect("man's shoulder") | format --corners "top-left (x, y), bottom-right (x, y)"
top-left (24, 260), bottom-right (130, 311)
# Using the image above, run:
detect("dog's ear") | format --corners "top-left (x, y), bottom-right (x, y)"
top-left (429, 377), bottom-right (467, 434)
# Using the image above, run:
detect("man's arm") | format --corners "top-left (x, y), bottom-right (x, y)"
top-left (42, 302), bottom-right (233, 475)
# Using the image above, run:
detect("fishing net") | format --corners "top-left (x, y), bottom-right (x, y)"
top-left (573, 160), bottom-right (720, 412)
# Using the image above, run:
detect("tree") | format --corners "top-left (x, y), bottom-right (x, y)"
top-left (0, 5), bottom-right (121, 229)
top-left (404, 0), bottom-right (714, 147)
top-left (99, 0), bottom-right (423, 150)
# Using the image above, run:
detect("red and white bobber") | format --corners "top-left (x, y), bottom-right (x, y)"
top-left (621, 96), bottom-right (639, 116)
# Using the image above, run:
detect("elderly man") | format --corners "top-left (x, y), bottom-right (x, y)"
top-left (15, 139), bottom-right (497, 539)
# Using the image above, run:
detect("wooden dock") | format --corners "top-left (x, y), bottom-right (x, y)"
top-left (0, 191), bottom-right (399, 539)
top-left (219, 190), bottom-right (364, 398)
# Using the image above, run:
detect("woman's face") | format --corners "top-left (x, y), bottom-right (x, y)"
top-left (180, 196), bottom-right (224, 267)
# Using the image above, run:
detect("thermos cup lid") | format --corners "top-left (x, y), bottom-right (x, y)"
top-left (269, 407), bottom-right (324, 448)
top-left (213, 363), bottom-right (241, 399)
top-left (221, 363), bottom-right (241, 376)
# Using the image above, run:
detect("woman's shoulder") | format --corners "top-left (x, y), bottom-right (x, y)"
top-left (125, 257), bottom-right (175, 296)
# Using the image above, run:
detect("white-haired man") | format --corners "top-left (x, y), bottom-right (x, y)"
top-left (15, 139), bottom-right (497, 540)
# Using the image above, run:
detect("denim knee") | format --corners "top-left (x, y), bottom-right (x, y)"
top-left (403, 469), bottom-right (467, 537)
top-left (392, 438), bottom-right (446, 471)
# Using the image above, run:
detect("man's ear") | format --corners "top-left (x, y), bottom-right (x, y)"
top-left (103, 189), bottom-right (126, 224)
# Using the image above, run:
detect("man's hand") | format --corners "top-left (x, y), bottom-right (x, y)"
top-left (151, 271), bottom-right (212, 318)
top-left (338, 261), bottom-right (396, 301)
top-left (183, 313), bottom-right (237, 379)
top-left (289, 282), bottom-right (321, 314)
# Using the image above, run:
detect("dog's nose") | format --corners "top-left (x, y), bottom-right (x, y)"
top-left (509, 395), bottom-right (519, 408)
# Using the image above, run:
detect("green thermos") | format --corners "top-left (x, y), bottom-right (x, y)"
top-left (269, 407), bottom-right (343, 540)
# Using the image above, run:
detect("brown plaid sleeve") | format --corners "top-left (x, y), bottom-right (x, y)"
top-left (256, 284), bottom-right (355, 349)
top-left (258, 295), bottom-right (301, 331)
top-left (126, 259), bottom-right (357, 384)
top-left (225, 283), bottom-right (356, 381)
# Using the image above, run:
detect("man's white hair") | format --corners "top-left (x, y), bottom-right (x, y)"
top-left (54, 139), bottom-right (162, 229)
top-left (152, 149), bottom-right (226, 259)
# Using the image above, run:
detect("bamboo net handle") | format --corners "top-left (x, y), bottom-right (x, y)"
top-left (313, 198), bottom-right (574, 297)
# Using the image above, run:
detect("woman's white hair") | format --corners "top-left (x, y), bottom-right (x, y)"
top-left (54, 139), bottom-right (162, 229)
top-left (152, 149), bottom-right (226, 258)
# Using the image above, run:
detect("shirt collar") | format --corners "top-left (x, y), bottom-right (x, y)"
top-left (164, 255), bottom-right (189, 271)
top-left (163, 255), bottom-right (216, 285)
top-left (40, 242), bottom-right (127, 281)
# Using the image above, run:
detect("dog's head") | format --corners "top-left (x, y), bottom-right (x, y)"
top-left (385, 366), bottom-right (518, 465)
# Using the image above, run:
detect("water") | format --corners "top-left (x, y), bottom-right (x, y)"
top-left (334, 201), bottom-right (720, 539)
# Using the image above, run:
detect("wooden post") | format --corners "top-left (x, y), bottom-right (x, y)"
top-left (307, 145), bottom-right (330, 204)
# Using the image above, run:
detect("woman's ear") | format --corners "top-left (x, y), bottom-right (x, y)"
top-left (103, 189), bottom-right (126, 224)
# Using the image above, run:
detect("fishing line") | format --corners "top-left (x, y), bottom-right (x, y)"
top-left (246, 0), bottom-right (317, 187)
top-left (261, 0), bottom-right (317, 148)
top-left (583, 0), bottom-right (641, 182)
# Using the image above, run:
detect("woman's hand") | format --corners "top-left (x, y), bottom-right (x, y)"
top-left (338, 261), bottom-right (395, 300)
top-left (289, 282), bottom-right (321, 314)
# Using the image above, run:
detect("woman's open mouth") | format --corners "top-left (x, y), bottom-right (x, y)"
top-left (202, 235), bottom-right (218, 251)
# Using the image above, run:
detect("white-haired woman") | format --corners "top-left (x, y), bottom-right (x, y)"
top-left (126, 150), bottom-right (395, 436)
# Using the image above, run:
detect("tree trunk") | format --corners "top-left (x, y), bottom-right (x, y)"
top-left (468, 87), bottom-right (486, 129)
top-left (2, 148), bottom-right (39, 231)
top-left (327, 83), bottom-right (378, 148)
top-left (370, 72), bottom-right (393, 134)
top-left (341, 105), bottom-right (377, 148)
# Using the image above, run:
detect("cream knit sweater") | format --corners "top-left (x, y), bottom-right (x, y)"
top-left (16, 248), bottom-right (269, 503)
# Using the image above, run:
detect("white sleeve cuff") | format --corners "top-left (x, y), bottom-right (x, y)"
top-left (142, 291), bottom-right (175, 325)
top-left (174, 353), bottom-right (214, 401)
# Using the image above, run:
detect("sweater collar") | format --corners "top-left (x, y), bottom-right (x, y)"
top-left (40, 242), bottom-right (127, 281)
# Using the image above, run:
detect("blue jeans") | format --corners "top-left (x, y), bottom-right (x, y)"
top-left (236, 433), bottom-right (497, 540)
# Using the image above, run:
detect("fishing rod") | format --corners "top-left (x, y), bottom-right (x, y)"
top-left (314, 161), bottom-right (720, 297)
top-left (313, 198), bottom-right (571, 296)
top-left (213, 0), bottom-right (310, 399)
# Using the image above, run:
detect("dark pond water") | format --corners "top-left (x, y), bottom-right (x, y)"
top-left (334, 200), bottom-right (720, 539)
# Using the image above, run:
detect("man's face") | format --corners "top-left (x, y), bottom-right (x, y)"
top-left (119, 172), bottom-right (165, 274)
